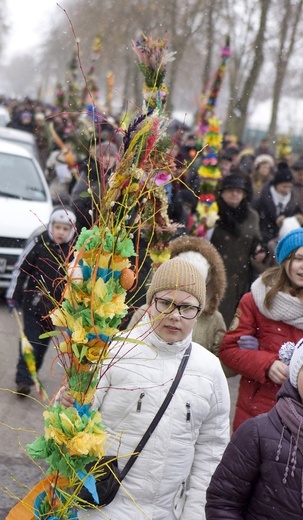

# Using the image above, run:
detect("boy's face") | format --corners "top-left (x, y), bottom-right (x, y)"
top-left (149, 289), bottom-right (200, 343)
top-left (51, 222), bottom-right (72, 244)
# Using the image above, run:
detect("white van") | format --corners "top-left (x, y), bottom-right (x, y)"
top-left (0, 140), bottom-right (53, 289)
top-left (0, 126), bottom-right (40, 162)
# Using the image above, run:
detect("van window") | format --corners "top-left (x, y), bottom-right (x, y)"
top-left (0, 152), bottom-right (46, 201)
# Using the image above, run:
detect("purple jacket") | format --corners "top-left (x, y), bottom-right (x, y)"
top-left (206, 380), bottom-right (303, 519)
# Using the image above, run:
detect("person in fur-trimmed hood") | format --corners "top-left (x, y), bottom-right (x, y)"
top-left (219, 228), bottom-right (303, 431)
top-left (128, 235), bottom-right (235, 377)
top-left (206, 338), bottom-right (303, 520)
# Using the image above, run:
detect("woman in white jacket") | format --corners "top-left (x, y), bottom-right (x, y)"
top-left (59, 257), bottom-right (230, 520)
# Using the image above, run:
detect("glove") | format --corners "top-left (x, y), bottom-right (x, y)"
top-left (237, 335), bottom-right (259, 350)
top-left (7, 299), bottom-right (19, 313)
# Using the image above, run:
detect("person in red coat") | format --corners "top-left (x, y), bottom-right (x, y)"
top-left (219, 228), bottom-right (303, 431)
top-left (206, 337), bottom-right (303, 520)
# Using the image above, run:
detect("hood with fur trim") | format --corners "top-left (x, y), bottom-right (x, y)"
top-left (169, 235), bottom-right (226, 314)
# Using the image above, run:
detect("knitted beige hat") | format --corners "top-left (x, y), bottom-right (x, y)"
top-left (146, 257), bottom-right (206, 308)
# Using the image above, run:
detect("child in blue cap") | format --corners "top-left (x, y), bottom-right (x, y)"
top-left (219, 227), bottom-right (303, 431)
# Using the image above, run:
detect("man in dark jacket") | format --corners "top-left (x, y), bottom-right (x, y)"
top-left (206, 338), bottom-right (303, 519)
top-left (6, 206), bottom-right (76, 396)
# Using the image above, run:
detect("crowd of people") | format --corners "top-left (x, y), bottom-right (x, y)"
top-left (3, 93), bottom-right (303, 518)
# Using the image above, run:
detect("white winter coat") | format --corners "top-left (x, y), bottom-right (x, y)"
top-left (78, 320), bottom-right (230, 520)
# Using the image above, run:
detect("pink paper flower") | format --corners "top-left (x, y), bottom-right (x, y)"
top-left (155, 172), bottom-right (171, 186)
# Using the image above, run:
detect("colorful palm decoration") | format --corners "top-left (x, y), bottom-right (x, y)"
top-left (197, 36), bottom-right (231, 135)
top-left (7, 33), bottom-right (180, 520)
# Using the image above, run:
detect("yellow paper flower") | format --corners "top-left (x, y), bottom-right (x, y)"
top-left (45, 426), bottom-right (68, 445)
top-left (196, 201), bottom-right (218, 220)
top-left (97, 253), bottom-right (111, 269)
top-left (208, 115), bottom-right (222, 127)
top-left (72, 319), bottom-right (88, 345)
top-left (58, 340), bottom-right (71, 354)
top-left (206, 134), bottom-right (223, 148)
top-left (64, 285), bottom-right (87, 306)
top-left (67, 431), bottom-right (107, 457)
top-left (198, 165), bottom-right (222, 180)
top-left (59, 411), bottom-right (76, 436)
top-left (149, 250), bottom-right (171, 263)
top-left (51, 308), bottom-right (68, 328)
top-left (95, 293), bottom-right (127, 319)
top-left (50, 308), bottom-right (77, 331)
top-left (71, 387), bottom-right (96, 405)
top-left (86, 345), bottom-right (106, 363)
top-left (110, 257), bottom-right (130, 271)
top-left (93, 277), bottom-right (107, 301)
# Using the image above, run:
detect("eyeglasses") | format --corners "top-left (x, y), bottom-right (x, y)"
top-left (154, 297), bottom-right (201, 320)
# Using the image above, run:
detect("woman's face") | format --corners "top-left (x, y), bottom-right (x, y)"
top-left (221, 188), bottom-right (246, 208)
top-left (149, 289), bottom-right (200, 343)
top-left (258, 162), bottom-right (271, 179)
top-left (285, 247), bottom-right (303, 288)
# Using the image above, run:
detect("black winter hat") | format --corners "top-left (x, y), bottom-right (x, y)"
top-left (272, 161), bottom-right (293, 185)
top-left (220, 174), bottom-right (247, 192)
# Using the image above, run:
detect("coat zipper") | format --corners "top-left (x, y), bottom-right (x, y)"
top-left (180, 480), bottom-right (186, 498)
top-left (186, 402), bottom-right (191, 422)
top-left (136, 392), bottom-right (145, 412)
top-left (175, 480), bottom-right (186, 508)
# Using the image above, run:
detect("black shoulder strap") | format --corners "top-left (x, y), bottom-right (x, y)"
top-left (120, 343), bottom-right (192, 480)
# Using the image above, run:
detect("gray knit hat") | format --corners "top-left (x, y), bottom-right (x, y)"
top-left (146, 257), bottom-right (206, 308)
top-left (279, 338), bottom-right (303, 388)
top-left (289, 338), bottom-right (303, 388)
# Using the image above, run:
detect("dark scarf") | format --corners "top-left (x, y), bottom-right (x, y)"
top-left (216, 197), bottom-right (249, 237)
top-left (276, 397), bottom-right (303, 456)
top-left (275, 396), bottom-right (303, 501)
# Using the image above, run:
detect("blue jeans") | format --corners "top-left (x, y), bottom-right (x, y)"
top-left (15, 312), bottom-right (53, 385)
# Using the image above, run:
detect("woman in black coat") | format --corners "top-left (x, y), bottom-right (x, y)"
top-left (206, 338), bottom-right (303, 520)
top-left (253, 161), bottom-right (299, 245)
top-left (209, 174), bottom-right (265, 327)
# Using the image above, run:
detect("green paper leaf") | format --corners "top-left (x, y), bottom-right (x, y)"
top-left (39, 330), bottom-right (62, 339)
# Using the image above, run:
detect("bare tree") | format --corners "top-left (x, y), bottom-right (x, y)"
top-left (224, 0), bottom-right (271, 139)
top-left (36, 0), bottom-right (214, 114)
top-left (267, 0), bottom-right (303, 140)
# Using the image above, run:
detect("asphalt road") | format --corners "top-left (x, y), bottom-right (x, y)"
top-left (0, 298), bottom-right (240, 518)
top-left (0, 298), bottom-right (64, 518)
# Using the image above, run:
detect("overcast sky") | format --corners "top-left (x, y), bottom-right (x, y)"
top-left (4, 0), bottom-right (64, 60)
